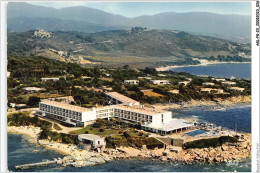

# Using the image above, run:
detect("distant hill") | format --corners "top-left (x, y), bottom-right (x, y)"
top-left (7, 29), bottom-right (251, 68)
top-left (7, 2), bottom-right (251, 43)
top-left (7, 17), bottom-right (126, 33)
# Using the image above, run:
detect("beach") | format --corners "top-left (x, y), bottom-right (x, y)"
top-left (155, 61), bottom-right (251, 71)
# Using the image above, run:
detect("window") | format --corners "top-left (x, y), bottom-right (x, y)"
top-left (161, 114), bottom-right (164, 123)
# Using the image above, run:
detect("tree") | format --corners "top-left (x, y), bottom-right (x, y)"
top-left (28, 96), bottom-right (41, 106)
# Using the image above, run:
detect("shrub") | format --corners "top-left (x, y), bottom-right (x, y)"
top-left (85, 130), bottom-right (89, 134)
top-left (99, 128), bottom-right (104, 132)
top-left (53, 123), bottom-right (62, 130)
top-left (183, 136), bottom-right (238, 149)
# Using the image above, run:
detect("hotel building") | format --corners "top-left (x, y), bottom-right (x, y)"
top-left (38, 92), bottom-right (193, 134)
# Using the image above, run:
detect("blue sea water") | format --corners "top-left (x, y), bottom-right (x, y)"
top-left (171, 63), bottom-right (251, 79)
top-left (173, 104), bottom-right (251, 133)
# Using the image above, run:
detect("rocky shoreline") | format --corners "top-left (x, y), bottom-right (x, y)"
top-left (153, 95), bottom-right (251, 110)
top-left (8, 126), bottom-right (251, 168)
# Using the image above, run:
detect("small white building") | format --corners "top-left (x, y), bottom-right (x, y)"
top-left (186, 78), bottom-right (192, 81)
top-left (178, 81), bottom-right (190, 85)
top-left (7, 71), bottom-right (11, 78)
top-left (41, 77), bottom-right (60, 82)
top-left (212, 89), bottom-right (224, 94)
top-left (78, 134), bottom-right (105, 150)
top-left (138, 77), bottom-right (152, 80)
top-left (215, 78), bottom-right (226, 82)
top-left (124, 80), bottom-right (139, 85)
top-left (200, 88), bottom-right (224, 94)
top-left (202, 82), bottom-right (215, 86)
top-left (168, 90), bottom-right (179, 94)
top-left (142, 119), bottom-right (193, 135)
top-left (150, 80), bottom-right (170, 85)
top-left (230, 76), bottom-right (236, 80)
top-left (200, 88), bottom-right (213, 93)
top-left (222, 81), bottom-right (236, 85)
top-left (81, 76), bottom-right (92, 80)
top-left (158, 74), bottom-right (166, 77)
top-left (228, 87), bottom-right (245, 92)
top-left (22, 87), bottom-right (45, 93)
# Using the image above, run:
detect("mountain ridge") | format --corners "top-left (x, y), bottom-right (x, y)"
top-left (7, 2), bottom-right (251, 43)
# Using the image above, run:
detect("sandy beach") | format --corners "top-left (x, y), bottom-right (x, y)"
top-left (156, 61), bottom-right (251, 71)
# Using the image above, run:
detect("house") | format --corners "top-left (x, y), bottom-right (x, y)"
top-left (45, 96), bottom-right (75, 103)
top-left (16, 104), bottom-right (27, 108)
top-left (215, 78), bottom-right (226, 82)
top-left (168, 90), bottom-right (179, 94)
top-left (202, 82), bottom-right (215, 86)
top-left (7, 71), bottom-right (10, 78)
top-left (200, 88), bottom-right (224, 94)
top-left (41, 77), bottom-right (60, 82)
top-left (222, 81), bottom-right (236, 85)
top-left (200, 88), bottom-right (212, 93)
top-left (150, 80), bottom-right (170, 85)
top-left (228, 87), bottom-right (245, 92)
top-left (22, 87), bottom-right (45, 93)
top-left (212, 89), bottom-right (224, 94)
top-left (178, 81), bottom-right (190, 85)
top-left (102, 86), bottom-right (113, 92)
top-left (124, 80), bottom-right (139, 85)
top-left (81, 76), bottom-right (92, 80)
top-left (78, 134), bottom-right (105, 150)
top-left (74, 86), bottom-right (84, 90)
top-left (186, 78), bottom-right (192, 81)
top-left (230, 76), bottom-right (236, 80)
top-left (138, 77), bottom-right (152, 80)
top-left (158, 74), bottom-right (166, 77)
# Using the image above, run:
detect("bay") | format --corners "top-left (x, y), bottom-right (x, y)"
top-left (172, 104), bottom-right (251, 133)
top-left (171, 63), bottom-right (251, 79)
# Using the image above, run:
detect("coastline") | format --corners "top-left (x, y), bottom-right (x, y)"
top-left (8, 121), bottom-right (251, 168)
top-left (155, 61), bottom-right (251, 72)
top-left (153, 95), bottom-right (251, 110)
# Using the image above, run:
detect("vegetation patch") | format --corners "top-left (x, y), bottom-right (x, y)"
top-left (183, 136), bottom-right (238, 149)
top-left (53, 123), bottom-right (62, 131)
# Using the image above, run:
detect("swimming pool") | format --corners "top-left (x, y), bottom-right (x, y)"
top-left (182, 130), bottom-right (208, 137)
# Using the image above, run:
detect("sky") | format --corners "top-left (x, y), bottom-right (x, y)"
top-left (28, 1), bottom-right (251, 18)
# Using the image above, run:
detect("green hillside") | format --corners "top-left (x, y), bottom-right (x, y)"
top-left (7, 29), bottom-right (251, 67)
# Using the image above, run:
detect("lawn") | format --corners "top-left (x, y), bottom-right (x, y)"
top-left (69, 125), bottom-right (129, 137)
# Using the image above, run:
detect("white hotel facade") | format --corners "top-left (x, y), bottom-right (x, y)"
top-left (38, 92), bottom-right (192, 135)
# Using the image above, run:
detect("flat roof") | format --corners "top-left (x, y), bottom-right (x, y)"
top-left (105, 92), bottom-right (139, 104)
top-left (151, 80), bottom-right (169, 82)
top-left (143, 119), bottom-right (193, 131)
top-left (41, 77), bottom-right (60, 79)
top-left (22, 87), bottom-right (45, 91)
top-left (78, 134), bottom-right (103, 141)
top-left (114, 104), bottom-right (170, 116)
top-left (40, 100), bottom-right (89, 113)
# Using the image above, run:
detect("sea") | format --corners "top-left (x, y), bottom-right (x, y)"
top-left (171, 63), bottom-right (251, 79)
top-left (7, 63), bottom-right (252, 172)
